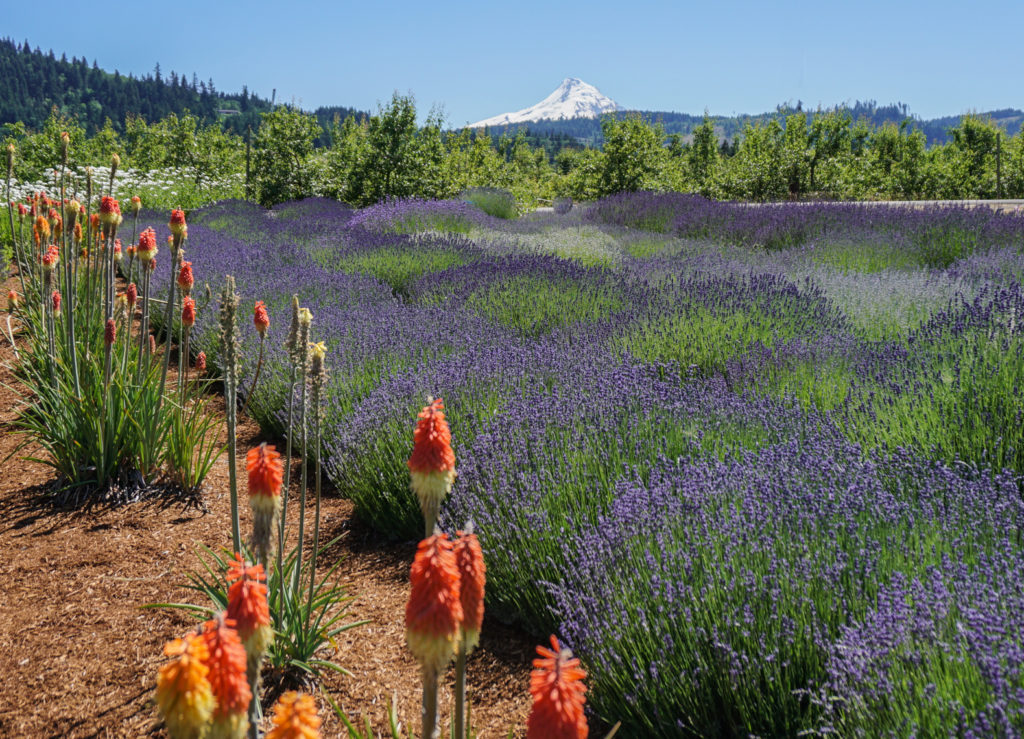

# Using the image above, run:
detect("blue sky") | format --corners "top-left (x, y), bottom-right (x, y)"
top-left (4, 0), bottom-right (1021, 124)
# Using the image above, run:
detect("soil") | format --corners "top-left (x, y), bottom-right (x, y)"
top-left (0, 273), bottom-right (532, 738)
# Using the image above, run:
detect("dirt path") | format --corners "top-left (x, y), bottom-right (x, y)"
top-left (0, 273), bottom-right (532, 737)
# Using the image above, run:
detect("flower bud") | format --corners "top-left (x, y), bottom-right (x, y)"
top-left (105, 318), bottom-right (116, 346)
top-left (169, 208), bottom-right (187, 246)
top-left (126, 282), bottom-right (138, 308)
top-left (195, 351), bottom-right (207, 372)
top-left (130, 195), bottom-right (141, 214)
top-left (181, 296), bottom-right (196, 328)
top-left (51, 290), bottom-right (61, 318)
top-left (177, 261), bottom-right (194, 295)
top-left (6, 143), bottom-right (14, 176)
top-left (7, 289), bottom-right (19, 313)
top-left (253, 301), bottom-right (269, 336)
top-left (110, 152), bottom-right (120, 176)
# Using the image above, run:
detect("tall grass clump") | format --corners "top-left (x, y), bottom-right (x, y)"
top-left (461, 187), bottom-right (518, 219)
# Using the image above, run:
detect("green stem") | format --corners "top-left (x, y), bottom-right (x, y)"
top-left (276, 363), bottom-right (297, 606)
top-left (292, 364), bottom-right (308, 594)
top-left (305, 383), bottom-right (322, 623)
top-left (422, 667), bottom-right (440, 739)
top-left (240, 335), bottom-right (264, 417)
top-left (157, 248), bottom-right (180, 410)
top-left (455, 645), bottom-right (468, 739)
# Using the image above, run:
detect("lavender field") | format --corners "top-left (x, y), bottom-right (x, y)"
top-left (159, 193), bottom-right (1024, 737)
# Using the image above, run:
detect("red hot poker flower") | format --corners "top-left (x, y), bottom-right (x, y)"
top-left (266, 691), bottom-right (322, 739)
top-left (246, 443), bottom-right (283, 506)
top-left (177, 261), bottom-right (194, 294)
top-left (253, 301), bottom-right (270, 336)
top-left (137, 227), bottom-right (157, 263)
top-left (155, 632), bottom-right (215, 739)
top-left (405, 533), bottom-right (463, 674)
top-left (99, 196), bottom-right (120, 226)
top-left (226, 554), bottom-right (273, 658)
top-left (195, 351), bottom-right (207, 372)
top-left (169, 208), bottom-right (188, 243)
top-left (126, 282), bottom-right (138, 308)
top-left (454, 531), bottom-right (486, 652)
top-left (181, 296), bottom-right (196, 328)
top-left (51, 290), bottom-right (61, 317)
top-left (104, 318), bottom-right (116, 346)
top-left (526, 636), bottom-right (589, 739)
top-left (408, 398), bottom-right (457, 528)
top-left (42, 244), bottom-right (60, 270)
top-left (200, 615), bottom-right (251, 723)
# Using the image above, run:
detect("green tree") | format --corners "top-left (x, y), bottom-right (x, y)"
top-left (687, 115), bottom-right (719, 196)
top-left (598, 113), bottom-right (665, 195)
top-left (253, 106), bottom-right (321, 206)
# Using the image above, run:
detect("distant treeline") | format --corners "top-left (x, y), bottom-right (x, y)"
top-left (0, 38), bottom-right (366, 143)
top-left (483, 101), bottom-right (1024, 148)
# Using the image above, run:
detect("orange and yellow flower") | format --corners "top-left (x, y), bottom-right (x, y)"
top-left (405, 533), bottom-right (463, 673)
top-left (170, 208), bottom-right (188, 243)
top-left (266, 691), bottom-right (321, 739)
top-left (137, 227), bottom-right (158, 263)
top-left (178, 261), bottom-right (194, 294)
top-left (155, 632), bottom-right (215, 739)
top-left (200, 616), bottom-right (251, 739)
top-left (226, 554), bottom-right (273, 660)
top-left (526, 636), bottom-right (589, 739)
top-left (408, 398), bottom-right (456, 525)
top-left (454, 531), bottom-right (486, 652)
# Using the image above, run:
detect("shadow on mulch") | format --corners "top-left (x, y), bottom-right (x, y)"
top-left (0, 476), bottom-right (208, 538)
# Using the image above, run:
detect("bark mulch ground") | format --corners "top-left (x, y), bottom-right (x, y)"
top-left (0, 273), bottom-right (532, 737)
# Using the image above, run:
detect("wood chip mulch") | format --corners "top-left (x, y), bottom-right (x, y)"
top-left (0, 273), bottom-right (532, 738)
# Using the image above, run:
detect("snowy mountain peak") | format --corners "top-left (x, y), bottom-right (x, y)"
top-left (469, 78), bottom-right (623, 128)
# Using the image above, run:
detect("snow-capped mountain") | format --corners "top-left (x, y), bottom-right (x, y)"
top-left (469, 78), bottom-right (623, 128)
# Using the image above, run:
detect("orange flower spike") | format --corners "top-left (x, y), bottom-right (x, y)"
top-left (177, 261), bottom-right (194, 294)
top-left (51, 290), bottom-right (61, 318)
top-left (89, 212), bottom-right (100, 232)
top-left (137, 227), bottom-right (158, 264)
top-left (7, 289), bottom-right (19, 312)
top-left (246, 443), bottom-right (282, 511)
top-left (181, 297), bottom-right (196, 328)
top-left (253, 301), bottom-right (270, 336)
top-left (195, 351), bottom-right (207, 372)
top-left (454, 531), bottom-right (486, 653)
top-left (169, 208), bottom-right (188, 246)
top-left (226, 554), bottom-right (273, 659)
top-left (408, 398), bottom-right (457, 531)
top-left (526, 636), bottom-right (589, 739)
top-left (33, 214), bottom-right (50, 241)
top-left (126, 283), bottom-right (138, 309)
top-left (266, 691), bottom-right (322, 739)
top-left (246, 444), bottom-right (283, 561)
top-left (405, 533), bottom-right (463, 673)
top-left (155, 632), bottom-right (215, 739)
top-left (200, 616), bottom-right (251, 738)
